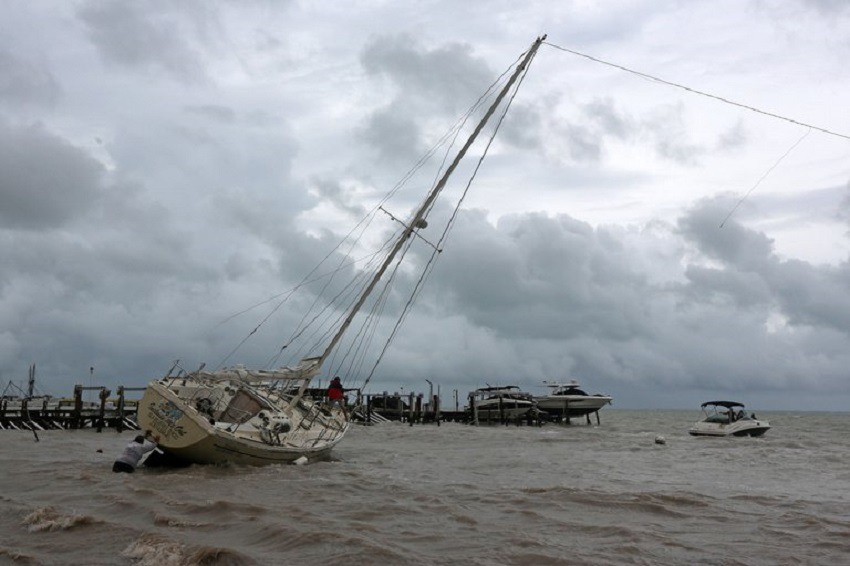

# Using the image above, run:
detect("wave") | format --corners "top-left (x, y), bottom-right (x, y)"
top-left (23, 506), bottom-right (98, 532)
top-left (122, 533), bottom-right (255, 566)
top-left (0, 546), bottom-right (37, 564)
top-left (152, 513), bottom-right (209, 528)
top-left (157, 497), bottom-right (269, 518)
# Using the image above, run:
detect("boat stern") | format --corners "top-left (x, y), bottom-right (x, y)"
top-left (137, 381), bottom-right (211, 450)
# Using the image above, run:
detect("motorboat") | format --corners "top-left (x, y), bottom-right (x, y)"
top-left (688, 401), bottom-right (770, 437)
top-left (467, 386), bottom-right (538, 423)
top-left (534, 380), bottom-right (612, 418)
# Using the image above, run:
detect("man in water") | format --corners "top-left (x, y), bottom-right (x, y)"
top-left (112, 430), bottom-right (160, 473)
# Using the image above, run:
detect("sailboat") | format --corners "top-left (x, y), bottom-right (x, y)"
top-left (136, 35), bottom-right (547, 466)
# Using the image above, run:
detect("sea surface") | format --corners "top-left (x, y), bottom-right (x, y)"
top-left (1, 410), bottom-right (848, 565)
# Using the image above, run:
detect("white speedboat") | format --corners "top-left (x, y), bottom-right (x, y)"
top-left (467, 386), bottom-right (538, 423)
top-left (534, 380), bottom-right (612, 418)
top-left (688, 401), bottom-right (770, 437)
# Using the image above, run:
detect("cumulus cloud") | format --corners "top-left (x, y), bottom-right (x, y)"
top-left (0, 122), bottom-right (104, 230)
top-left (0, 1), bottom-right (848, 411)
top-left (386, 197), bottom-right (850, 402)
top-left (76, 1), bottom-right (212, 83)
top-left (357, 35), bottom-right (496, 165)
top-left (0, 50), bottom-right (61, 108)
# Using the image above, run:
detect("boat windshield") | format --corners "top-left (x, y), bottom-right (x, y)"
top-left (702, 405), bottom-right (751, 423)
top-left (553, 386), bottom-right (587, 396)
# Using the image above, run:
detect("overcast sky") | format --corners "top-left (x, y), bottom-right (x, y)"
top-left (2, 0), bottom-right (849, 411)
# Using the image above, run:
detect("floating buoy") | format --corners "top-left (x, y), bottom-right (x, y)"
top-left (655, 435), bottom-right (667, 445)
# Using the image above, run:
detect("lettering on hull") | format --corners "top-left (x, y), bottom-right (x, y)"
top-left (147, 399), bottom-right (187, 440)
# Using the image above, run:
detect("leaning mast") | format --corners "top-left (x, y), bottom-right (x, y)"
top-left (301, 35), bottom-right (546, 391)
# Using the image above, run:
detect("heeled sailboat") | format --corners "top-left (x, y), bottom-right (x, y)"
top-left (136, 36), bottom-right (548, 465)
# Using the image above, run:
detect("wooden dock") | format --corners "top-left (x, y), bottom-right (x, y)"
top-left (1, 384), bottom-right (604, 432)
top-left (357, 391), bottom-right (601, 426)
top-left (358, 389), bottom-right (605, 426)
top-left (0, 384), bottom-right (144, 432)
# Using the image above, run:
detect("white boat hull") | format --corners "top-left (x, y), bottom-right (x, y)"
top-left (470, 400), bottom-right (536, 422)
top-left (688, 401), bottom-right (770, 438)
top-left (137, 381), bottom-right (348, 466)
top-left (535, 395), bottom-right (612, 416)
top-left (688, 419), bottom-right (771, 437)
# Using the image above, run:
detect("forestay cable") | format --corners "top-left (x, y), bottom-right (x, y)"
top-left (719, 128), bottom-right (813, 228)
top-left (543, 42), bottom-right (850, 141)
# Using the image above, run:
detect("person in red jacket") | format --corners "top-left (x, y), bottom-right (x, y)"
top-left (327, 376), bottom-right (348, 418)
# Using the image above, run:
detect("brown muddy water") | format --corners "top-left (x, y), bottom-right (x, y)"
top-left (1, 410), bottom-right (848, 565)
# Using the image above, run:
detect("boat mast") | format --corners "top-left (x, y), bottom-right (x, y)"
top-left (308, 35), bottom-right (546, 387)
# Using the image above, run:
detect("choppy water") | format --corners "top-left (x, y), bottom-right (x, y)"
top-left (1, 410), bottom-right (848, 565)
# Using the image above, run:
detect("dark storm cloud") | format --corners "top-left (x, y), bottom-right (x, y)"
top-left (358, 105), bottom-right (423, 164)
top-left (770, 259), bottom-right (850, 332)
top-left (77, 1), bottom-right (209, 83)
top-left (678, 197), bottom-right (850, 335)
top-left (360, 35), bottom-right (493, 113)
top-left (434, 209), bottom-right (652, 342)
top-left (411, 197), bottom-right (850, 401)
top-left (680, 265), bottom-right (772, 309)
top-left (0, 121), bottom-right (103, 230)
top-left (495, 101), bottom-right (544, 150)
top-left (679, 198), bottom-right (775, 266)
top-left (1, 1), bottom-right (847, 410)
top-left (0, 50), bottom-right (61, 107)
top-left (357, 35), bottom-right (495, 164)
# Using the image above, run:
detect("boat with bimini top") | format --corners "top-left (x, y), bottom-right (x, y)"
top-left (466, 386), bottom-right (539, 423)
top-left (534, 379), bottom-right (612, 419)
top-left (688, 400), bottom-right (770, 437)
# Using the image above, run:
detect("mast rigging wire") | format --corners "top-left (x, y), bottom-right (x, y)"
top-left (719, 128), bottom-right (813, 228)
top-left (361, 41), bottom-right (542, 390)
top-left (543, 42), bottom-right (850, 141)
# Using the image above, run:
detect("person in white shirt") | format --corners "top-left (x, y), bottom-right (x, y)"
top-left (112, 430), bottom-right (160, 473)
